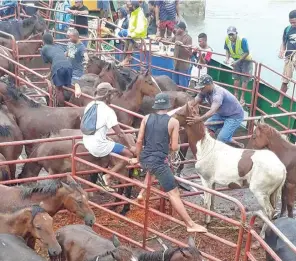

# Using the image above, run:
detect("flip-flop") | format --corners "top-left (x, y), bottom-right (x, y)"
top-left (96, 174), bottom-right (115, 193)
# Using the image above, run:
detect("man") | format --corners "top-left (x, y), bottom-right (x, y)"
top-left (187, 74), bottom-right (244, 149)
top-left (133, 93), bottom-right (207, 233)
top-left (65, 28), bottom-right (86, 84)
top-left (272, 10), bottom-right (296, 107)
top-left (169, 21), bottom-right (192, 87)
top-left (21, 0), bottom-right (38, 16)
top-left (224, 26), bottom-right (253, 106)
top-left (119, 0), bottom-right (147, 66)
top-left (190, 33), bottom-right (213, 88)
top-left (68, 0), bottom-right (89, 47)
top-left (83, 82), bottom-right (136, 192)
top-left (148, 1), bottom-right (157, 36)
top-left (40, 33), bottom-right (81, 107)
top-left (55, 0), bottom-right (71, 41)
top-left (155, 0), bottom-right (179, 38)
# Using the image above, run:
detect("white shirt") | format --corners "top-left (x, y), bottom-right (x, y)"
top-left (83, 101), bottom-right (118, 157)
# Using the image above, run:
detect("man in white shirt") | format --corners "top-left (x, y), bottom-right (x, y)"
top-left (83, 82), bottom-right (136, 192)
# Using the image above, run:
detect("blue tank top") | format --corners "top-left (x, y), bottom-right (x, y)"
top-left (140, 113), bottom-right (170, 163)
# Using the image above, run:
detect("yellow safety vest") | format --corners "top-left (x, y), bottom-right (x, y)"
top-left (128, 7), bottom-right (148, 39)
top-left (225, 36), bottom-right (252, 60)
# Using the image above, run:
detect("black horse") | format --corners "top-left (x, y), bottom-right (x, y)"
top-left (0, 14), bottom-right (47, 40)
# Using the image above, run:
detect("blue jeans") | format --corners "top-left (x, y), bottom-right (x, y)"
top-left (206, 114), bottom-right (243, 143)
top-left (172, 68), bottom-right (190, 87)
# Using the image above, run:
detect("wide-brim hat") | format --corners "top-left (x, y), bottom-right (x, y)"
top-left (152, 93), bottom-right (172, 110)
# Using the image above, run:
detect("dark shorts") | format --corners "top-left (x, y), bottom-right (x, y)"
top-left (111, 143), bottom-right (125, 154)
top-left (141, 158), bottom-right (177, 192)
top-left (52, 67), bottom-right (73, 88)
top-left (232, 60), bottom-right (253, 82)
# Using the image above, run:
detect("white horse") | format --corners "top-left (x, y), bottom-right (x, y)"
top-left (173, 103), bottom-right (287, 238)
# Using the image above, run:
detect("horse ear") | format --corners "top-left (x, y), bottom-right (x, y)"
top-left (61, 182), bottom-right (73, 191)
top-left (112, 234), bottom-right (121, 247)
top-left (188, 236), bottom-right (196, 248)
top-left (260, 116), bottom-right (265, 124)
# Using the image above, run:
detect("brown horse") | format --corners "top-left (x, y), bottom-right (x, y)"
top-left (0, 83), bottom-right (84, 155)
top-left (56, 224), bottom-right (203, 261)
top-left (85, 55), bottom-right (109, 75)
top-left (0, 234), bottom-right (46, 261)
top-left (0, 175), bottom-right (95, 226)
top-left (0, 205), bottom-right (62, 257)
top-left (247, 118), bottom-right (296, 218)
top-left (71, 71), bottom-right (161, 126)
top-left (92, 62), bottom-right (178, 92)
top-left (20, 129), bottom-right (136, 215)
top-left (56, 224), bottom-right (135, 261)
top-left (0, 104), bottom-right (23, 179)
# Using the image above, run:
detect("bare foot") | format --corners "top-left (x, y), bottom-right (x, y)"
top-left (271, 100), bottom-right (282, 108)
top-left (187, 223), bottom-right (208, 233)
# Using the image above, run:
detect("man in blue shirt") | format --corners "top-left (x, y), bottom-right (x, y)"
top-left (40, 33), bottom-right (81, 107)
top-left (187, 74), bottom-right (244, 149)
top-left (224, 26), bottom-right (253, 106)
top-left (65, 28), bottom-right (86, 84)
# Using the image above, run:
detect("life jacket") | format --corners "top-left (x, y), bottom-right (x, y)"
top-left (225, 36), bottom-right (252, 60)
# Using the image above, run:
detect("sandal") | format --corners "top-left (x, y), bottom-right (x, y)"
top-left (96, 174), bottom-right (115, 193)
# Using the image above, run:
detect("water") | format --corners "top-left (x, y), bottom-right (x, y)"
top-left (186, 0), bottom-right (296, 95)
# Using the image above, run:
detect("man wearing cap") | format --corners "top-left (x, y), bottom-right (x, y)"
top-left (187, 74), bottom-right (245, 149)
top-left (224, 26), bottom-right (253, 106)
top-left (169, 21), bottom-right (192, 87)
top-left (83, 82), bottom-right (136, 192)
top-left (132, 93), bottom-right (207, 233)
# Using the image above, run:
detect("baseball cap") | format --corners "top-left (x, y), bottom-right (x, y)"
top-left (152, 93), bottom-right (172, 110)
top-left (227, 26), bottom-right (237, 35)
top-left (176, 21), bottom-right (186, 30)
top-left (195, 74), bottom-right (213, 89)
top-left (94, 82), bottom-right (115, 98)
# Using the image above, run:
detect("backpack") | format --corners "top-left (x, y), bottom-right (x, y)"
top-left (80, 102), bottom-right (99, 135)
top-left (284, 25), bottom-right (292, 44)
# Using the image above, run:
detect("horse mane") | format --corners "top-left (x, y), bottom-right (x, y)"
top-left (9, 204), bottom-right (45, 219)
top-left (6, 86), bottom-right (41, 108)
top-left (91, 246), bottom-right (133, 261)
top-left (0, 125), bottom-right (11, 137)
top-left (23, 15), bottom-right (37, 27)
top-left (258, 123), bottom-right (282, 139)
top-left (19, 177), bottom-right (81, 199)
top-left (126, 74), bottom-right (139, 91)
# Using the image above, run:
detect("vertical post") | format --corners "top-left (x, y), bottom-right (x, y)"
top-left (15, 41), bottom-right (20, 87)
top-left (142, 172), bottom-right (152, 250)
top-left (288, 82), bottom-right (295, 129)
top-left (148, 38), bottom-right (152, 73)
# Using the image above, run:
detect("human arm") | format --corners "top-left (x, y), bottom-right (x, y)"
top-left (175, 0), bottom-right (180, 21)
top-left (170, 118), bottom-right (180, 151)
top-left (224, 42), bottom-right (230, 64)
top-left (135, 116), bottom-right (148, 161)
top-left (155, 2), bottom-right (160, 27)
top-left (279, 28), bottom-right (288, 59)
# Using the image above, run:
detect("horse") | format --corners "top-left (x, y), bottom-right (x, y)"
top-left (0, 234), bottom-right (46, 261)
top-left (0, 14), bottom-right (47, 40)
top-left (0, 83), bottom-right (84, 155)
top-left (86, 55), bottom-right (110, 75)
top-left (0, 104), bottom-right (23, 179)
top-left (0, 175), bottom-right (95, 226)
top-left (91, 61), bottom-right (178, 92)
top-left (71, 71), bottom-right (162, 126)
top-left (56, 224), bottom-right (203, 261)
top-left (247, 119), bottom-right (296, 219)
top-left (172, 102), bottom-right (286, 239)
top-left (265, 217), bottom-right (296, 261)
top-left (56, 224), bottom-right (136, 261)
top-left (0, 204), bottom-right (62, 257)
top-left (20, 129), bottom-right (137, 215)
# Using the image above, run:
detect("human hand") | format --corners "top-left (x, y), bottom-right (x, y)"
top-left (129, 158), bottom-right (139, 165)
top-left (186, 116), bottom-right (202, 125)
top-left (278, 51), bottom-right (285, 59)
top-left (175, 40), bottom-right (183, 46)
top-left (74, 88), bottom-right (81, 98)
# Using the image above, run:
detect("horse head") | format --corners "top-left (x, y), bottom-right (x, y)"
top-left (22, 205), bottom-right (62, 257)
top-left (32, 14), bottom-right (47, 35)
top-left (128, 70), bottom-right (161, 97)
top-left (59, 175), bottom-right (96, 227)
top-left (86, 55), bottom-right (107, 74)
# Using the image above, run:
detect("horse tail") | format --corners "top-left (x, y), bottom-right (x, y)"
top-left (270, 168), bottom-right (287, 211)
top-left (19, 145), bottom-right (42, 179)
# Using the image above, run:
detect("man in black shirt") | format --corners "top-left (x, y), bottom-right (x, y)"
top-left (68, 0), bottom-right (89, 47)
top-left (272, 9), bottom-right (296, 107)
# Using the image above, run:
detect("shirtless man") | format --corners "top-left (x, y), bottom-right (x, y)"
top-left (132, 93), bottom-right (207, 233)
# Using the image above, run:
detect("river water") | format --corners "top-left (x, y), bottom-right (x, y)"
top-left (186, 0), bottom-right (296, 95)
